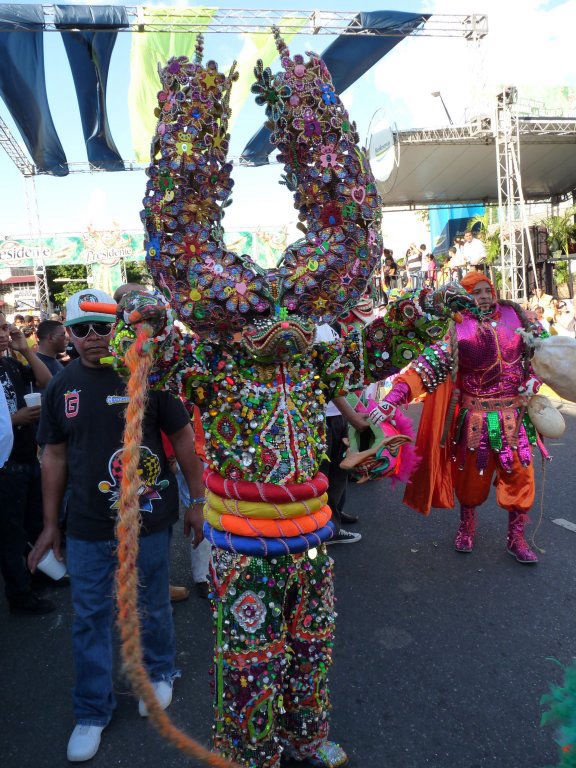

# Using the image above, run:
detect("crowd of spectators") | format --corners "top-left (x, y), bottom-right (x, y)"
top-left (375, 233), bottom-right (483, 304)
top-left (528, 287), bottom-right (576, 337)
top-left (0, 289), bottom-right (209, 617)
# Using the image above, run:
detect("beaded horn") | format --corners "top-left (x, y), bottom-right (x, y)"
top-left (143, 30), bottom-right (383, 340)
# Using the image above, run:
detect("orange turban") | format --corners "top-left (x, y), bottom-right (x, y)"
top-left (460, 271), bottom-right (496, 297)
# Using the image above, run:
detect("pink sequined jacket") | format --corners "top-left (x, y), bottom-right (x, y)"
top-left (385, 304), bottom-right (545, 472)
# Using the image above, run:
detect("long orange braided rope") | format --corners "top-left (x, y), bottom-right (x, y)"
top-left (116, 326), bottom-right (237, 768)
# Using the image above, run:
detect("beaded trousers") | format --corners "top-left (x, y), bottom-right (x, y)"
top-left (210, 546), bottom-right (335, 768)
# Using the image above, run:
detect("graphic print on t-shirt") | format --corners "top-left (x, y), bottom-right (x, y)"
top-left (98, 445), bottom-right (170, 512)
top-left (64, 389), bottom-right (81, 418)
top-left (0, 370), bottom-right (17, 413)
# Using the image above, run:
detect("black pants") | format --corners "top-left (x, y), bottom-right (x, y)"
top-left (0, 459), bottom-right (42, 601)
top-left (319, 415), bottom-right (349, 536)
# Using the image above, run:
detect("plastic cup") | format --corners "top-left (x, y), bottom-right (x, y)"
top-left (37, 549), bottom-right (67, 581)
top-left (24, 392), bottom-right (42, 407)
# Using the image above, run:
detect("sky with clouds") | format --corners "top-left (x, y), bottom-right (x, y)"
top-left (0, 0), bottom-right (573, 257)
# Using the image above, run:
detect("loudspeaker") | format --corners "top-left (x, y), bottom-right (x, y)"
top-left (526, 226), bottom-right (553, 295)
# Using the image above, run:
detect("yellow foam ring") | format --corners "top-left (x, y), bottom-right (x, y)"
top-left (204, 490), bottom-right (328, 519)
top-left (204, 505), bottom-right (332, 537)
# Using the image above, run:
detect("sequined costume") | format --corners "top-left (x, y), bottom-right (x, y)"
top-left (380, 275), bottom-right (547, 563)
top-left (108, 32), bottom-right (472, 768)
top-left (112, 288), bottom-right (456, 767)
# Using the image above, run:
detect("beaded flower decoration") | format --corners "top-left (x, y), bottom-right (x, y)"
top-left (142, 29), bottom-right (383, 347)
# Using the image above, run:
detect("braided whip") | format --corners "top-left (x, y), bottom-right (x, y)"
top-left (116, 325), bottom-right (237, 768)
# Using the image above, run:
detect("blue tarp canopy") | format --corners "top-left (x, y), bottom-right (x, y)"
top-left (240, 10), bottom-right (430, 166)
top-left (0, 4), bottom-right (68, 175)
top-left (54, 5), bottom-right (128, 171)
top-left (0, 5), bottom-right (428, 175)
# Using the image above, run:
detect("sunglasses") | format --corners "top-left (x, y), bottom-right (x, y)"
top-left (69, 322), bottom-right (113, 339)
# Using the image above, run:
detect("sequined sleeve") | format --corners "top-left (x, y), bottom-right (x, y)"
top-left (362, 291), bottom-right (451, 382)
top-left (381, 339), bottom-right (454, 407)
top-left (404, 339), bottom-right (454, 393)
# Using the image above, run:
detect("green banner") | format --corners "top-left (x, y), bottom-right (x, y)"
top-left (0, 231), bottom-right (144, 269)
top-left (0, 228), bottom-right (288, 270)
top-left (128, 6), bottom-right (217, 163)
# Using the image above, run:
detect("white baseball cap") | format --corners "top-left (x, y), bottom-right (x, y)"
top-left (64, 289), bottom-right (116, 327)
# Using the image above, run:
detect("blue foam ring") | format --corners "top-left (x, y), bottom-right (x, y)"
top-left (203, 521), bottom-right (335, 556)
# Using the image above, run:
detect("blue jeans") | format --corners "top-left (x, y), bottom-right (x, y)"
top-left (175, 467), bottom-right (211, 583)
top-left (66, 528), bottom-right (176, 726)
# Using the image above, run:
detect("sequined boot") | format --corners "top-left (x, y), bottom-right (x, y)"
top-left (454, 505), bottom-right (476, 552)
top-left (307, 742), bottom-right (348, 768)
top-left (507, 509), bottom-right (538, 563)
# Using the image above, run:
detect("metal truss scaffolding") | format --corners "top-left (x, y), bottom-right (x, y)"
top-left (0, 114), bottom-right (35, 176)
top-left (495, 88), bottom-right (525, 300)
top-left (494, 87), bottom-right (540, 302)
top-left (23, 176), bottom-right (52, 315)
top-left (0, 9), bottom-right (488, 180)
top-left (24, 8), bottom-right (488, 37)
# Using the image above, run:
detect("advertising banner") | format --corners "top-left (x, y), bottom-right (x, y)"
top-left (0, 227), bottom-right (289, 271)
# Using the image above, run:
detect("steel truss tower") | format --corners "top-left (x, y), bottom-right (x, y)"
top-left (24, 176), bottom-right (52, 316)
top-left (494, 87), bottom-right (540, 301)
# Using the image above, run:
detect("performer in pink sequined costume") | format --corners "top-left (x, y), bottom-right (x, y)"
top-left (369, 272), bottom-right (549, 563)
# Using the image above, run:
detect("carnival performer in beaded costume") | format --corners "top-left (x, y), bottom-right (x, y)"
top-left (100, 32), bottom-right (474, 768)
top-left (371, 271), bottom-right (548, 564)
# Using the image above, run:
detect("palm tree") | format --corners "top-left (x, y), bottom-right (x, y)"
top-left (540, 205), bottom-right (576, 296)
top-left (466, 207), bottom-right (501, 263)
top-left (467, 207), bottom-right (502, 287)
top-left (540, 205), bottom-right (576, 258)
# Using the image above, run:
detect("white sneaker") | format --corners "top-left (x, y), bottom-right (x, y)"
top-left (67, 724), bottom-right (105, 762)
top-left (138, 680), bottom-right (173, 717)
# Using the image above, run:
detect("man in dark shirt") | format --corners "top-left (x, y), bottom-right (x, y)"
top-left (0, 312), bottom-right (53, 615)
top-left (36, 320), bottom-right (66, 379)
top-left (28, 290), bottom-right (205, 763)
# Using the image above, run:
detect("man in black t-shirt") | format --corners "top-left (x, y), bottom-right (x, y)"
top-left (36, 320), bottom-right (66, 380)
top-left (0, 312), bottom-right (53, 615)
top-left (28, 290), bottom-right (205, 763)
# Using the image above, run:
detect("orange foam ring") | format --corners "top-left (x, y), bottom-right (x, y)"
top-left (214, 505), bottom-right (332, 538)
top-left (79, 301), bottom-right (117, 314)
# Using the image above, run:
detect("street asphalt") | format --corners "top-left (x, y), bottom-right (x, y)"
top-left (2, 404), bottom-right (575, 768)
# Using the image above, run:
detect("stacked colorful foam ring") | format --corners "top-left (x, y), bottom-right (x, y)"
top-left (202, 469), bottom-right (334, 555)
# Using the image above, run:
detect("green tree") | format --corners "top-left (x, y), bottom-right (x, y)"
top-left (46, 265), bottom-right (89, 309)
top-left (467, 209), bottom-right (502, 291)
top-left (126, 260), bottom-right (152, 285)
top-left (467, 207), bottom-right (501, 266)
top-left (540, 206), bottom-right (576, 294)
top-left (416, 208), bottom-right (430, 231)
top-left (540, 206), bottom-right (576, 258)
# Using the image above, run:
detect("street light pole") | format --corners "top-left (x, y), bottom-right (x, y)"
top-left (431, 91), bottom-right (453, 125)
